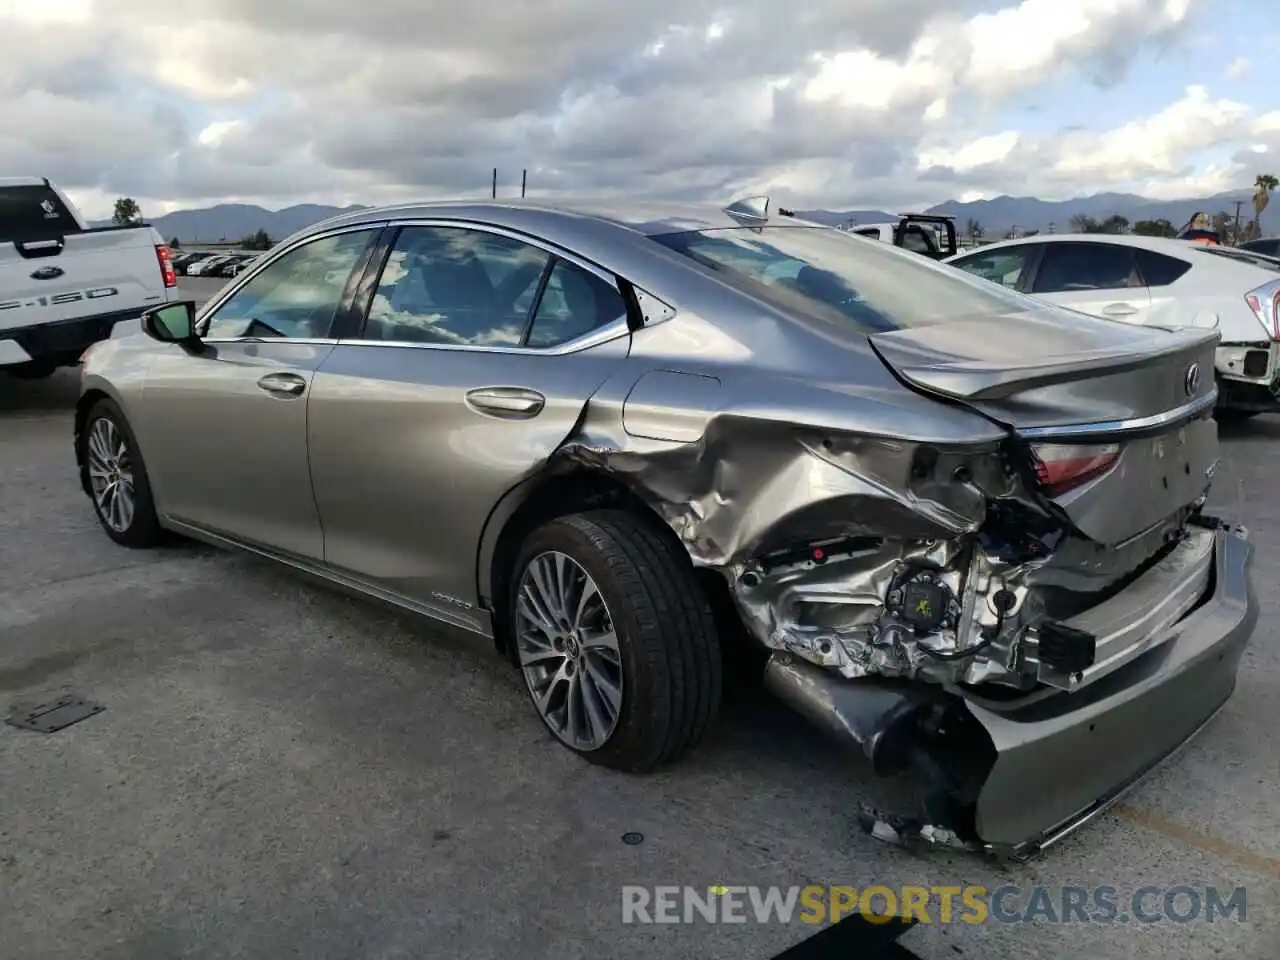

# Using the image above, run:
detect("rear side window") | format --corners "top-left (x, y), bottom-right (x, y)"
top-left (0, 185), bottom-right (80, 243)
top-left (525, 260), bottom-right (628, 348)
top-left (1031, 243), bottom-right (1140, 293)
top-left (1135, 249), bottom-right (1192, 287)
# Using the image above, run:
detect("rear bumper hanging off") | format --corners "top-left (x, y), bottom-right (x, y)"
top-left (764, 523), bottom-right (1256, 858)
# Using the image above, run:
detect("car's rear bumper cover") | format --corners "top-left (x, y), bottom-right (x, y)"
top-left (967, 523), bottom-right (1256, 856)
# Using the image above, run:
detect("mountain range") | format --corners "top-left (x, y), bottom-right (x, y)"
top-left (117, 190), bottom-right (1277, 243)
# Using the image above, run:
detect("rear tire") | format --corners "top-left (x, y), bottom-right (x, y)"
top-left (508, 509), bottom-right (722, 772)
top-left (81, 398), bottom-right (165, 548)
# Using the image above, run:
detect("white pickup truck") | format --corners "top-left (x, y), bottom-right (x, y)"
top-left (0, 176), bottom-right (178, 379)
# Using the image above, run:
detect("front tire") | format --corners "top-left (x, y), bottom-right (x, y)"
top-left (82, 398), bottom-right (164, 548)
top-left (508, 510), bottom-right (722, 772)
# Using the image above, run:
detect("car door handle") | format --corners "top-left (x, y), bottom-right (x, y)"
top-left (1102, 302), bottom-right (1139, 317)
top-left (465, 387), bottom-right (545, 419)
top-left (256, 372), bottom-right (307, 397)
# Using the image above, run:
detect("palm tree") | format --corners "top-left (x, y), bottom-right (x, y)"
top-left (1253, 173), bottom-right (1278, 233)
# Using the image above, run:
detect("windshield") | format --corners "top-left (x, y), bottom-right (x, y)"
top-left (651, 225), bottom-right (1040, 333)
top-left (1193, 245), bottom-right (1280, 273)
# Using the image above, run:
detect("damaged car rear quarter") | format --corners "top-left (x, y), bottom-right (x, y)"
top-left (558, 371), bottom-right (1254, 859)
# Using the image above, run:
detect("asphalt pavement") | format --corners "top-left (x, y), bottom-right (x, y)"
top-left (0, 284), bottom-right (1277, 958)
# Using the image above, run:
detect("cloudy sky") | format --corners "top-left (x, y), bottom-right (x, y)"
top-left (3, 0), bottom-right (1277, 219)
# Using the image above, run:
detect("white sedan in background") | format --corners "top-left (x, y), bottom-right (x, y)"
top-left (946, 234), bottom-right (1280, 419)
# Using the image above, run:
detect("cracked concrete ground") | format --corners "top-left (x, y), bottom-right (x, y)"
top-left (1, 284), bottom-right (1276, 958)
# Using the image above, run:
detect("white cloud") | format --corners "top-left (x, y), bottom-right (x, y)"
top-left (5, 0), bottom-right (1270, 220)
top-left (1225, 57), bottom-right (1250, 79)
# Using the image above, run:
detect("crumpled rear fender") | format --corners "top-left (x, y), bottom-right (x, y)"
top-left (546, 365), bottom-right (1013, 569)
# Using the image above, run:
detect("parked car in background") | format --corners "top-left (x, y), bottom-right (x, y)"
top-left (227, 255), bottom-right (259, 277)
top-left (1239, 237), bottom-right (1279, 257)
top-left (0, 175), bottom-right (179, 379)
top-left (170, 252), bottom-right (218, 276)
top-left (208, 254), bottom-right (260, 278)
top-left (186, 255), bottom-right (237, 277)
top-left (74, 197), bottom-right (1254, 860)
top-left (946, 234), bottom-right (1280, 420)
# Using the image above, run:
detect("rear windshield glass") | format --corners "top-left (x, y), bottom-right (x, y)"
top-left (1192, 245), bottom-right (1280, 272)
top-left (651, 226), bottom-right (1040, 333)
top-left (0, 185), bottom-right (80, 243)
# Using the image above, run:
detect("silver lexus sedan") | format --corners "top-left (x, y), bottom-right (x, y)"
top-left (74, 196), bottom-right (1257, 858)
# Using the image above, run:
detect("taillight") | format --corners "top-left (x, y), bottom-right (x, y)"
top-left (156, 245), bottom-right (177, 288)
top-left (1030, 442), bottom-right (1120, 496)
top-left (1244, 279), bottom-right (1280, 339)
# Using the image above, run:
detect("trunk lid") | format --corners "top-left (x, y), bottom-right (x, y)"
top-left (869, 313), bottom-right (1220, 545)
top-left (0, 228), bottom-right (168, 333)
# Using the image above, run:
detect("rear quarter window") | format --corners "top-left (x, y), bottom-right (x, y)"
top-left (1135, 249), bottom-right (1192, 287)
top-left (0, 185), bottom-right (79, 243)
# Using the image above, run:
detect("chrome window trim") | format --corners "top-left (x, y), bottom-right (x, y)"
top-left (195, 222), bottom-right (389, 337)
top-left (338, 316), bottom-right (632, 355)
top-left (194, 216), bottom-right (676, 353)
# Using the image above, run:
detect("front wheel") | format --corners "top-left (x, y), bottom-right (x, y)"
top-left (82, 399), bottom-right (165, 548)
top-left (508, 510), bottom-right (722, 772)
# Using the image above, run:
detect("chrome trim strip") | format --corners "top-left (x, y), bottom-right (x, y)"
top-left (1016, 387), bottom-right (1218, 441)
top-left (160, 516), bottom-right (495, 638)
top-left (335, 316), bottom-right (631, 356)
top-left (201, 337), bottom-right (340, 346)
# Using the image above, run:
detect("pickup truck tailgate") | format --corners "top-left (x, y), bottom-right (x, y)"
top-left (0, 229), bottom-right (169, 334)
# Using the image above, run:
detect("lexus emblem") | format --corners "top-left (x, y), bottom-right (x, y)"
top-left (1184, 362), bottom-right (1201, 396)
top-left (29, 266), bottom-right (63, 280)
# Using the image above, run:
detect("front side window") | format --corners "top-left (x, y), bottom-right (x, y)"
top-left (651, 225), bottom-right (1048, 333)
top-left (201, 230), bottom-right (375, 339)
top-left (362, 226), bottom-right (627, 348)
top-left (951, 247), bottom-right (1036, 290)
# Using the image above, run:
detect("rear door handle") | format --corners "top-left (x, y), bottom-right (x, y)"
top-left (465, 387), bottom-right (545, 419)
top-left (256, 372), bottom-right (307, 398)
top-left (1102, 302), bottom-right (1139, 317)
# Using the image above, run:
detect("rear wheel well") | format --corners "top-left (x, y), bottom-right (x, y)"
top-left (486, 470), bottom-right (735, 659)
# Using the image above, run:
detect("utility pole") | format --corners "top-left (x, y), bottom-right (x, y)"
top-left (1233, 200), bottom-right (1244, 244)
top-left (521, 169), bottom-right (527, 198)
top-left (491, 168), bottom-right (497, 199)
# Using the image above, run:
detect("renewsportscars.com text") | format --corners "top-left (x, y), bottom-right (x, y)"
top-left (620, 884), bottom-right (1248, 925)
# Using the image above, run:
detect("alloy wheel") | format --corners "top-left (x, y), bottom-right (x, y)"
top-left (514, 551), bottom-right (624, 750)
top-left (86, 416), bottom-right (136, 533)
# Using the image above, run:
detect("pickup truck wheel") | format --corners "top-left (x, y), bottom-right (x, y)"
top-left (82, 399), bottom-right (164, 548)
top-left (509, 510), bottom-right (722, 773)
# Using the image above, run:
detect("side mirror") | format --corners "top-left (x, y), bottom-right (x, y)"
top-left (141, 301), bottom-right (200, 345)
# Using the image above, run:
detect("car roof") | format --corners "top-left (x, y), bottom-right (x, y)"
top-left (307, 198), bottom-right (823, 239)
